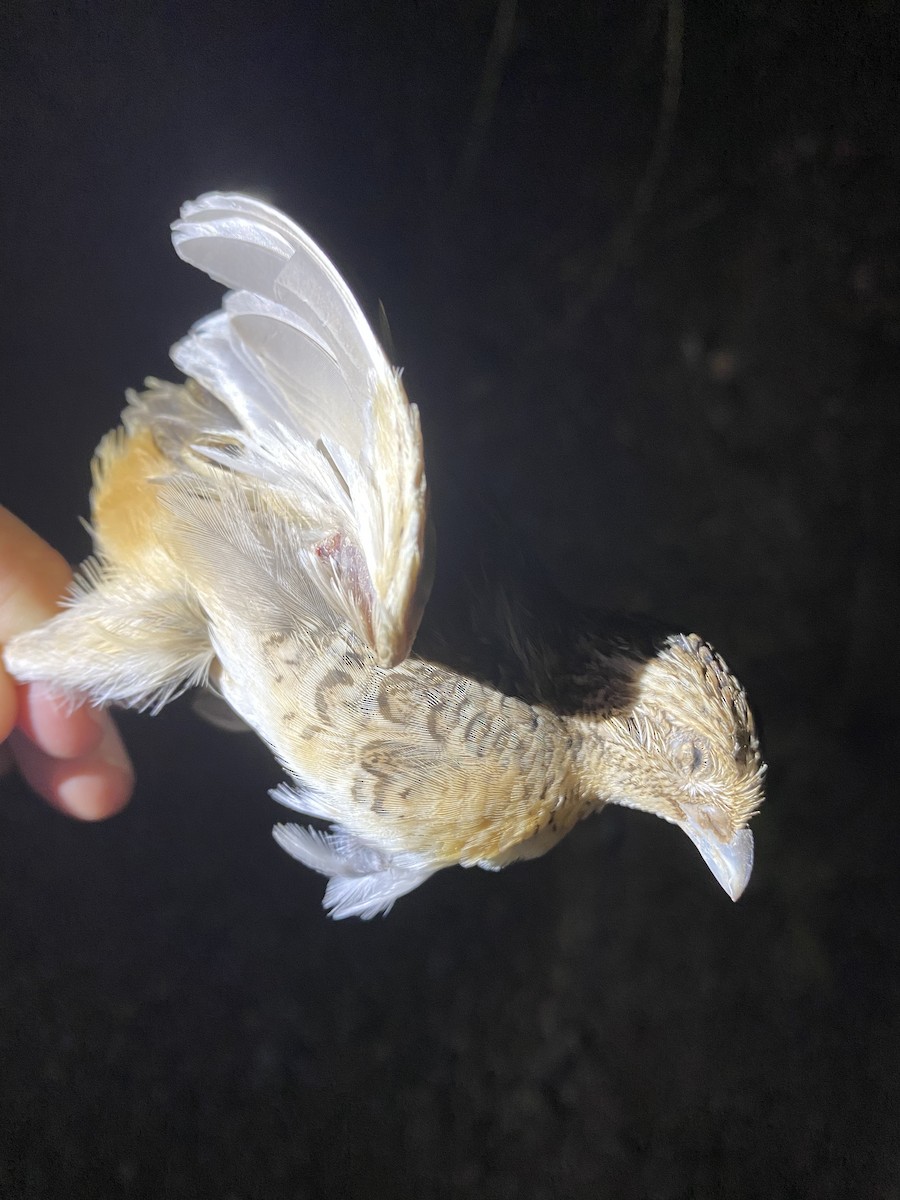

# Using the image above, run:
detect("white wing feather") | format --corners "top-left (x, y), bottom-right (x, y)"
top-left (167, 191), bottom-right (428, 667)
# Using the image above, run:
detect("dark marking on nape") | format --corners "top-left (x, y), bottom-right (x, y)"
top-left (263, 631), bottom-right (289, 649)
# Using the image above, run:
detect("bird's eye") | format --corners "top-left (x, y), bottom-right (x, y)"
top-left (675, 736), bottom-right (708, 774)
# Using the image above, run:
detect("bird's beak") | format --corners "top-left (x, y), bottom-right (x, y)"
top-left (679, 819), bottom-right (754, 901)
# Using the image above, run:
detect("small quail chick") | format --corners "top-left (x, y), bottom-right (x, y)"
top-left (4, 193), bottom-right (765, 918)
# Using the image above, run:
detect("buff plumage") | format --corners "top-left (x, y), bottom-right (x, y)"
top-left (4, 193), bottom-right (764, 917)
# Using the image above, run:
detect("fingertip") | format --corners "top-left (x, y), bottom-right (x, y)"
top-left (0, 507), bottom-right (73, 638)
top-left (16, 682), bottom-right (105, 759)
top-left (10, 721), bottom-right (135, 821)
top-left (59, 716), bottom-right (135, 819)
top-left (0, 511), bottom-right (135, 818)
top-left (54, 758), bottom-right (134, 821)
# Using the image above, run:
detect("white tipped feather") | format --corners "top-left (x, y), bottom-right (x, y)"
top-left (169, 191), bottom-right (428, 667)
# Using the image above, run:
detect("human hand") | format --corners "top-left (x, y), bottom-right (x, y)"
top-left (0, 506), bottom-right (133, 818)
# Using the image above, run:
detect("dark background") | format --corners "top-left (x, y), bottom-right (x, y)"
top-left (1, 2), bottom-right (899, 1197)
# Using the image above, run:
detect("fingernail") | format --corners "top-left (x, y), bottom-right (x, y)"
top-left (56, 765), bottom-right (133, 820)
top-left (55, 718), bottom-right (134, 820)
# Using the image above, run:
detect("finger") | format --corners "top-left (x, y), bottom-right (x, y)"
top-left (9, 722), bottom-right (134, 820)
top-left (15, 681), bottom-right (106, 760)
top-left (0, 506), bottom-right (72, 638)
top-left (0, 503), bottom-right (74, 743)
top-left (0, 506), bottom-right (136, 814)
top-left (0, 666), bottom-right (16, 743)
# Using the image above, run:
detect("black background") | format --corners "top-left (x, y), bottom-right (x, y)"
top-left (1, 2), bottom-right (899, 1197)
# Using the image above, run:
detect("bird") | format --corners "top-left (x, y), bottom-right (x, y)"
top-left (3, 192), bottom-right (765, 918)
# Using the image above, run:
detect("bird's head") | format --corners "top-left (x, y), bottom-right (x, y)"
top-left (573, 632), bottom-right (765, 900)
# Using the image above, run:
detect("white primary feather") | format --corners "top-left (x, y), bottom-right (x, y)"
top-left (168, 192), bottom-right (429, 667)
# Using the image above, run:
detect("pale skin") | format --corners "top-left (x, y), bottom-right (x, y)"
top-left (0, 506), bottom-right (133, 818)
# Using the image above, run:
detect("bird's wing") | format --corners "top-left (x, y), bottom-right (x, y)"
top-left (165, 191), bottom-right (428, 667)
